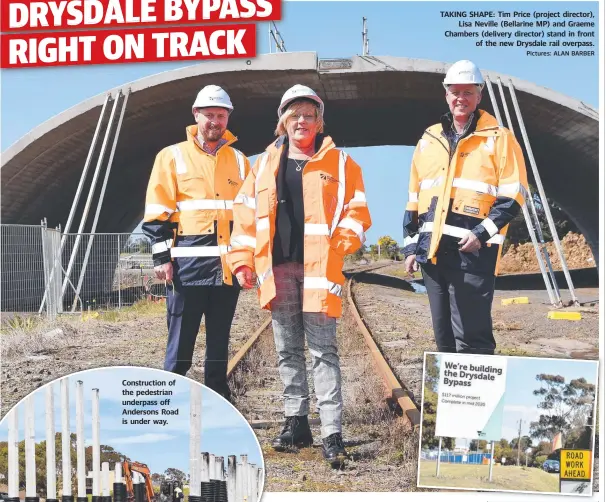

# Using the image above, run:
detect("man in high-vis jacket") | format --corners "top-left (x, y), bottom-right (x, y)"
top-left (142, 85), bottom-right (250, 400)
top-left (403, 60), bottom-right (528, 355)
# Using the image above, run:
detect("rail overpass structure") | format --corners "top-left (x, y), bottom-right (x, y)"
top-left (1, 52), bottom-right (599, 309)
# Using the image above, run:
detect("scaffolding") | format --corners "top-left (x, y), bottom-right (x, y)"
top-left (485, 74), bottom-right (578, 306)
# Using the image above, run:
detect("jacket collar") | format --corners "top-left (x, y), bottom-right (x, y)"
top-left (186, 125), bottom-right (237, 148)
top-left (431, 109), bottom-right (499, 137)
top-left (267, 133), bottom-right (336, 161)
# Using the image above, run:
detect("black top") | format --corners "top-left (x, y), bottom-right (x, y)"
top-left (273, 157), bottom-right (306, 265)
top-left (440, 111), bottom-right (479, 155)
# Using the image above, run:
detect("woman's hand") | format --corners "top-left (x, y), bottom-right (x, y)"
top-left (235, 265), bottom-right (255, 289)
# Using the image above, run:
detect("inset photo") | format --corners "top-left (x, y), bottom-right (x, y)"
top-left (0, 367), bottom-right (264, 502)
top-left (417, 352), bottom-right (598, 496)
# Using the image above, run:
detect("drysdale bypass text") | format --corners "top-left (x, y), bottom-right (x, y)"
top-left (2, 24), bottom-right (255, 67)
top-left (0, 0), bottom-right (280, 67)
top-left (1, 0), bottom-right (280, 30)
top-left (441, 361), bottom-right (503, 388)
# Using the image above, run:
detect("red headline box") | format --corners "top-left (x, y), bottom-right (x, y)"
top-left (1, 23), bottom-right (256, 68)
top-left (1, 0), bottom-right (280, 31)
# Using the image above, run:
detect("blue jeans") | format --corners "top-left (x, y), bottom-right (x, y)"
top-left (270, 262), bottom-right (343, 438)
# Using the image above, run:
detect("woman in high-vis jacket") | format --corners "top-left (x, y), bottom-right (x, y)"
top-left (227, 85), bottom-right (372, 467)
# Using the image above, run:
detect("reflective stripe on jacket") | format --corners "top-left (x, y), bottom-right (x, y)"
top-left (142, 126), bottom-right (250, 286)
top-left (403, 110), bottom-right (528, 275)
top-left (227, 135), bottom-right (372, 317)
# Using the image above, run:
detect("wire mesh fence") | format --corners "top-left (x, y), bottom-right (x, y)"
top-left (1, 224), bottom-right (48, 313)
top-left (419, 448), bottom-right (492, 465)
top-left (1, 224), bottom-right (165, 317)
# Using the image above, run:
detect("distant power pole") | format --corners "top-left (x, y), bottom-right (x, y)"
top-left (517, 419), bottom-right (523, 466)
top-left (362, 17), bottom-right (369, 56)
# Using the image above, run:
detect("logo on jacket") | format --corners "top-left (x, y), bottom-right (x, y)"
top-left (320, 173), bottom-right (339, 184)
top-left (460, 152), bottom-right (470, 158)
top-left (463, 205), bottom-right (480, 215)
top-left (227, 178), bottom-right (239, 186)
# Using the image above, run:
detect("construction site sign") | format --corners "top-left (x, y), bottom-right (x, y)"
top-left (434, 354), bottom-right (508, 441)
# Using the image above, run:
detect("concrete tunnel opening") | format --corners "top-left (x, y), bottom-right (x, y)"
top-left (0, 53), bottom-right (599, 310)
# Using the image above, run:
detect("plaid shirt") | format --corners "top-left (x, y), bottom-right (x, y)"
top-left (197, 133), bottom-right (227, 156)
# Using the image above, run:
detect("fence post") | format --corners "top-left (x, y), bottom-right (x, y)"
top-left (41, 219), bottom-right (52, 319)
top-left (118, 235), bottom-right (122, 309)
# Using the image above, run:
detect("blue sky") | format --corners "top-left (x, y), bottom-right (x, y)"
top-left (0, 1), bottom-right (599, 244)
top-left (0, 368), bottom-right (264, 475)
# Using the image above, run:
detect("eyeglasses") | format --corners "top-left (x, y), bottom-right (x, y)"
top-left (289, 113), bottom-right (316, 122)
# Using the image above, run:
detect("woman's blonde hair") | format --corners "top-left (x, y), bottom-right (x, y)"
top-left (274, 99), bottom-right (325, 137)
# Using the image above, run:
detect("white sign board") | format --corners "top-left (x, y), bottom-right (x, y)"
top-left (560, 480), bottom-right (592, 495)
top-left (435, 354), bottom-right (507, 441)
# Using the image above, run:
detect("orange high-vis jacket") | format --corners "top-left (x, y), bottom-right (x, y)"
top-left (403, 110), bottom-right (528, 275)
top-left (227, 135), bottom-right (372, 317)
top-left (142, 126), bottom-right (250, 286)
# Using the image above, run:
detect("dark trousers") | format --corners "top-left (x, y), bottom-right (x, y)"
top-left (421, 262), bottom-right (496, 355)
top-left (165, 281), bottom-right (240, 399)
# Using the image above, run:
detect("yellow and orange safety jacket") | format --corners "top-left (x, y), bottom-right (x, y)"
top-left (227, 135), bottom-right (372, 317)
top-left (142, 126), bottom-right (250, 286)
top-left (403, 110), bottom-right (528, 275)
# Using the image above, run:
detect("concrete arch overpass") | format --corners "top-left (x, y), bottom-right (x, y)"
top-left (1, 52), bottom-right (599, 260)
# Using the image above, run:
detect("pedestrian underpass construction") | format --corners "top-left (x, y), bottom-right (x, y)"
top-left (4, 378), bottom-right (263, 502)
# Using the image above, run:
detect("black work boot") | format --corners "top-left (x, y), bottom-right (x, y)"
top-left (322, 432), bottom-right (348, 467)
top-left (271, 415), bottom-right (313, 451)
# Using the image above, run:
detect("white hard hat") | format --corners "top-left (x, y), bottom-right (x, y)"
top-left (192, 85), bottom-right (233, 114)
top-left (443, 60), bottom-right (485, 90)
top-left (278, 84), bottom-right (324, 117)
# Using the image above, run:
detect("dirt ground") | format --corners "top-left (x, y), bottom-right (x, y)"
top-left (0, 289), bottom-right (268, 418)
top-left (499, 232), bottom-right (596, 274)
top-left (1, 261), bottom-right (599, 494)
top-left (1, 274), bottom-right (422, 493)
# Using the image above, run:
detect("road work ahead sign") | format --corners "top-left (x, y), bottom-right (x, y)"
top-left (560, 449), bottom-right (592, 480)
top-left (560, 449), bottom-right (592, 496)
top-left (434, 354), bottom-right (507, 440)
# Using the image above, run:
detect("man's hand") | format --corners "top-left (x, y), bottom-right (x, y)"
top-left (235, 265), bottom-right (255, 289)
top-left (458, 232), bottom-right (482, 253)
top-left (405, 255), bottom-right (419, 276)
top-left (154, 262), bottom-right (173, 282)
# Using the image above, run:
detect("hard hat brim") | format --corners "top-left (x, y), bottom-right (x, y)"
top-left (442, 82), bottom-right (485, 91)
top-left (278, 95), bottom-right (324, 117)
top-left (192, 104), bottom-right (234, 114)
